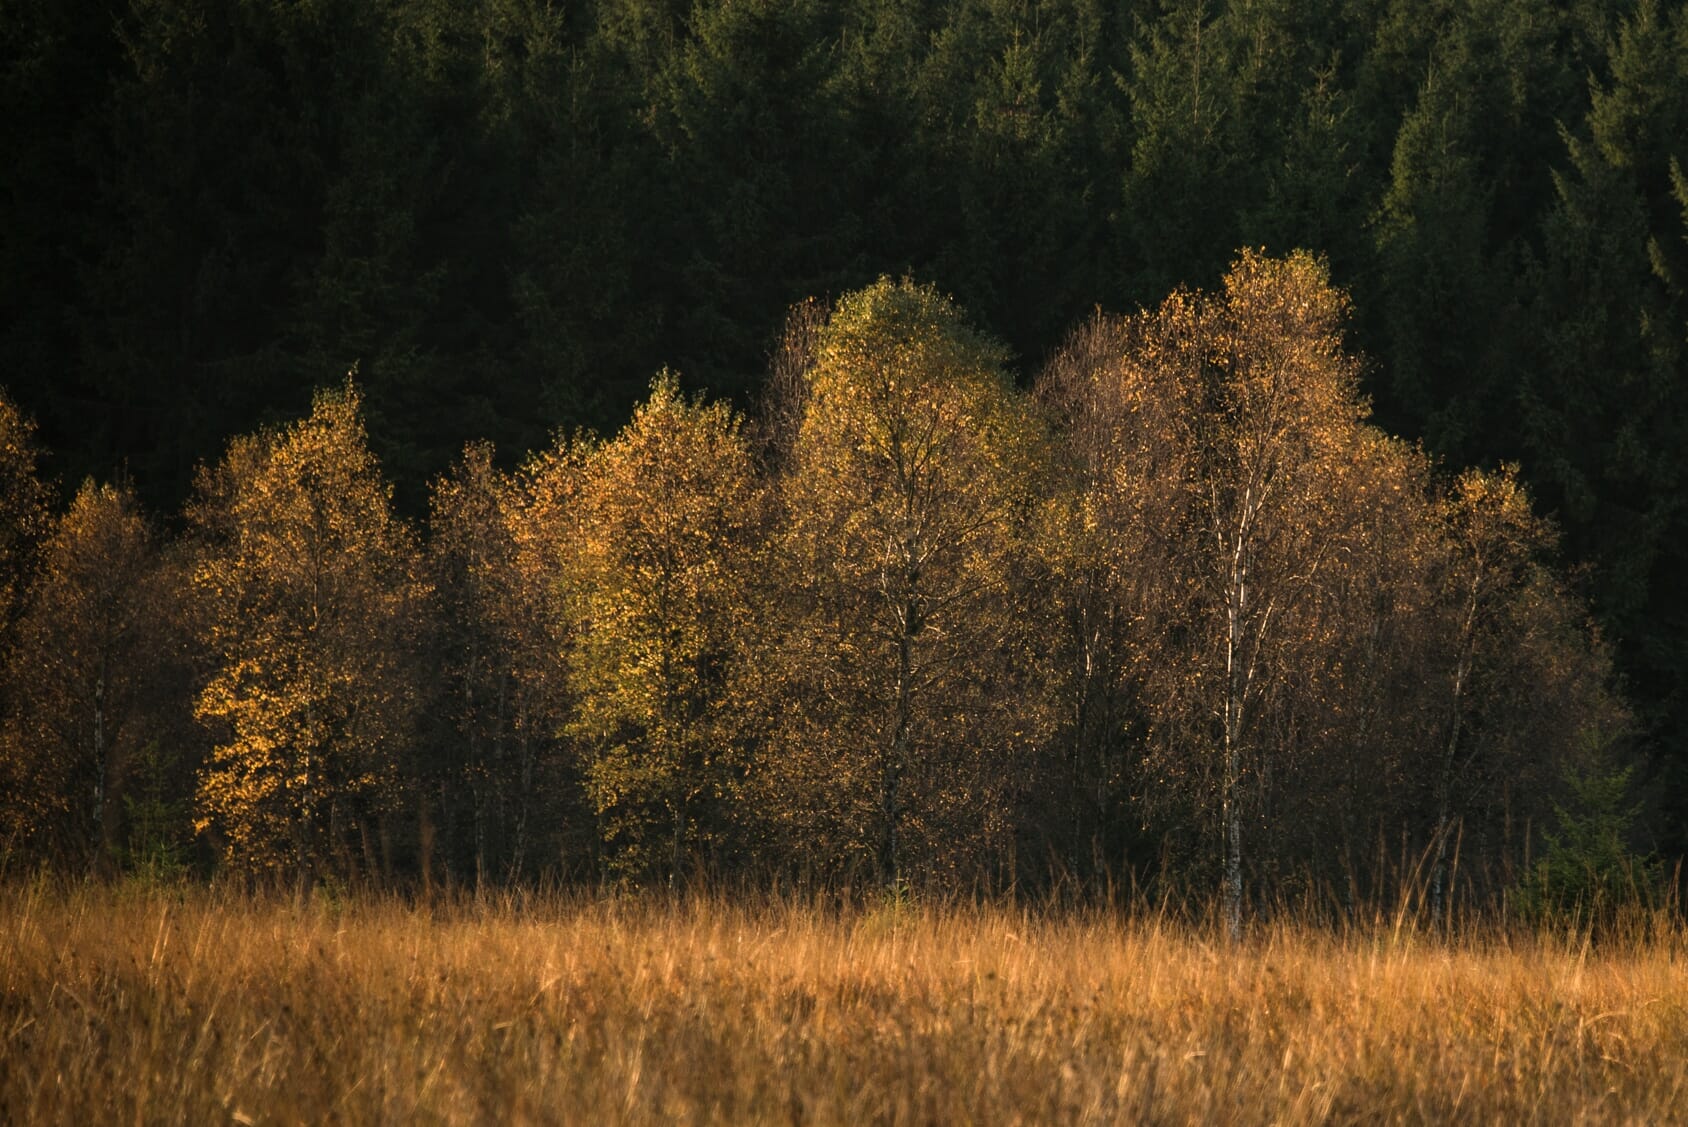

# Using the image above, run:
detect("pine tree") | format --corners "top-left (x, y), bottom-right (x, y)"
top-left (1525, 0), bottom-right (1688, 849)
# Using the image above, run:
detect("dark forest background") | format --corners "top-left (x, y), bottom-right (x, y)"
top-left (3, 0), bottom-right (1687, 896)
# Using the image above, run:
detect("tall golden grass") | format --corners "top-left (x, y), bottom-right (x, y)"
top-left (2, 880), bottom-right (1684, 1124)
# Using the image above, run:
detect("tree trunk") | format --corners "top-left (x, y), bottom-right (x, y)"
top-left (1432, 581), bottom-right (1479, 924)
top-left (1223, 529), bottom-right (1248, 942)
top-left (92, 669), bottom-right (107, 859)
top-left (883, 608), bottom-right (914, 890)
top-left (465, 659), bottom-right (485, 892)
top-left (1430, 662), bottom-right (1467, 924)
top-left (1223, 705), bottom-right (1243, 942)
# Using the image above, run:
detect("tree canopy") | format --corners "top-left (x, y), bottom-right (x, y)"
top-left (3, 0), bottom-right (1684, 895)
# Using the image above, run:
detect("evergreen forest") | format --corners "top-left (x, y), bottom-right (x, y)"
top-left (3, 0), bottom-right (1686, 916)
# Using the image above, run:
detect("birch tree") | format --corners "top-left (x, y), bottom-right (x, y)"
top-left (0, 392), bottom-right (49, 643)
top-left (429, 441), bottom-right (580, 886)
top-left (1422, 465), bottom-right (1626, 919)
top-left (762, 278), bottom-right (1054, 887)
top-left (1043, 250), bottom-right (1369, 935)
top-left (0, 480), bottom-right (177, 864)
top-left (1270, 430), bottom-right (1444, 899)
top-left (189, 381), bottom-right (425, 887)
top-left (429, 436), bottom-right (589, 887)
top-left (563, 373), bottom-right (762, 884)
top-left (1035, 309), bottom-right (1198, 882)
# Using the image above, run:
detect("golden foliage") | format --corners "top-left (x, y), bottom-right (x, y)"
top-left (564, 373), bottom-right (763, 881)
top-left (428, 441), bottom-right (581, 884)
top-left (763, 278), bottom-right (1058, 884)
top-left (0, 259), bottom-right (1624, 905)
top-left (1037, 250), bottom-right (1622, 922)
top-left (0, 480), bottom-right (169, 860)
top-left (0, 391), bottom-right (50, 633)
top-left (187, 381), bottom-right (425, 880)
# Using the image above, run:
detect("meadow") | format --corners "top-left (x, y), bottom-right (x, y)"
top-left (2, 881), bottom-right (1684, 1125)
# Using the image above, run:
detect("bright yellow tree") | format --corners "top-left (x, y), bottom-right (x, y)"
top-left (188, 381), bottom-right (425, 886)
top-left (762, 279), bottom-right (1055, 887)
top-left (564, 373), bottom-right (762, 883)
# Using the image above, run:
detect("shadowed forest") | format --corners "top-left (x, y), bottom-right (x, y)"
top-left (3, 0), bottom-right (1687, 922)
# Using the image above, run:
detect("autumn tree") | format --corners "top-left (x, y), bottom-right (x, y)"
top-left (427, 442), bottom-right (522, 887)
top-left (561, 373), bottom-right (762, 884)
top-left (1041, 250), bottom-right (1627, 922)
top-left (1042, 251), bottom-right (1381, 934)
top-left (760, 278), bottom-right (1055, 888)
top-left (1425, 468), bottom-right (1539, 914)
top-left (188, 381), bottom-right (425, 888)
top-left (1265, 430), bottom-right (1444, 900)
top-left (0, 392), bottom-right (53, 859)
top-left (0, 392), bottom-right (50, 643)
top-left (428, 440), bottom-right (584, 887)
top-left (1035, 309), bottom-right (1188, 886)
top-left (753, 297), bottom-right (828, 470)
top-left (1196, 249), bottom-right (1364, 935)
top-left (1422, 466), bottom-right (1627, 919)
top-left (0, 479), bottom-right (190, 865)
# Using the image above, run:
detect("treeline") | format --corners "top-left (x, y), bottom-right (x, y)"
top-left (4, 0), bottom-right (1687, 859)
top-left (0, 259), bottom-right (1645, 925)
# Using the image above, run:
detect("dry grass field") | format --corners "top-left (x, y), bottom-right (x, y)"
top-left (2, 881), bottom-right (1685, 1125)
